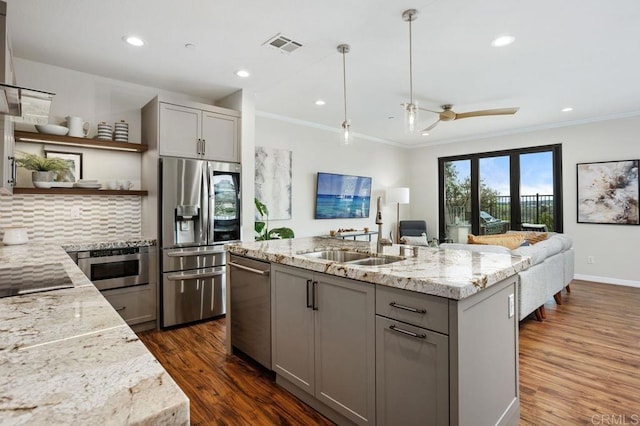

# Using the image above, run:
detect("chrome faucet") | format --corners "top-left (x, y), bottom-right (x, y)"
top-left (376, 196), bottom-right (392, 254)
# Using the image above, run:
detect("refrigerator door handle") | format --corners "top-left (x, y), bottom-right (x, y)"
top-left (166, 268), bottom-right (224, 281)
top-left (207, 162), bottom-right (215, 245)
top-left (167, 248), bottom-right (225, 257)
top-left (201, 161), bottom-right (210, 245)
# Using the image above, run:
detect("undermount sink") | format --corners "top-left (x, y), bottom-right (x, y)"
top-left (348, 255), bottom-right (404, 266)
top-left (303, 250), bottom-right (369, 262)
top-left (302, 250), bottom-right (403, 266)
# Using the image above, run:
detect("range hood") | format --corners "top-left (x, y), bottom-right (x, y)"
top-left (0, 83), bottom-right (55, 122)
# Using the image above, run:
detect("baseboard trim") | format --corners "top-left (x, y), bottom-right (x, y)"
top-left (573, 274), bottom-right (640, 288)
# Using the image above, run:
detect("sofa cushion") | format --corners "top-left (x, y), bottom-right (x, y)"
top-left (467, 233), bottom-right (525, 250)
top-left (511, 244), bottom-right (548, 266)
top-left (440, 243), bottom-right (511, 255)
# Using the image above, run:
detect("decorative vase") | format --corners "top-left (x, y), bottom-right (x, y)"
top-left (32, 171), bottom-right (55, 188)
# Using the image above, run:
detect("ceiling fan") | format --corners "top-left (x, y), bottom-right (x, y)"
top-left (420, 104), bottom-right (520, 132)
top-left (399, 9), bottom-right (519, 134)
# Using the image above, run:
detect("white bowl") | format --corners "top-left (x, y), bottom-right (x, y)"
top-left (35, 124), bottom-right (69, 136)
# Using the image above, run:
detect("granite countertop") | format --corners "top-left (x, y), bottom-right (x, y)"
top-left (49, 235), bottom-right (157, 252)
top-left (226, 237), bottom-right (531, 300)
top-left (0, 243), bottom-right (188, 425)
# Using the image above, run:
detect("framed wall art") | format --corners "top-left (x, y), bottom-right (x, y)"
top-left (577, 159), bottom-right (639, 225)
top-left (44, 151), bottom-right (83, 182)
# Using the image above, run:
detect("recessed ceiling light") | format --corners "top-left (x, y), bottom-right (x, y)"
top-left (123, 36), bottom-right (145, 47)
top-left (561, 107), bottom-right (573, 112)
top-left (235, 69), bottom-right (250, 78)
top-left (315, 99), bottom-right (326, 106)
top-left (491, 35), bottom-right (515, 47)
top-left (421, 132), bottom-right (429, 136)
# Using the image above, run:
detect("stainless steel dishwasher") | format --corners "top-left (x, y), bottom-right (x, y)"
top-left (228, 254), bottom-right (271, 369)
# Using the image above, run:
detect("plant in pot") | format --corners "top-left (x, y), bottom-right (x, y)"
top-left (15, 152), bottom-right (69, 188)
top-left (255, 197), bottom-right (295, 240)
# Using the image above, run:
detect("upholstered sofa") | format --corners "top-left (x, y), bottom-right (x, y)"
top-left (440, 232), bottom-right (574, 321)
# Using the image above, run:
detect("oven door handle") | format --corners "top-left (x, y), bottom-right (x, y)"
top-left (166, 249), bottom-right (225, 258)
top-left (166, 269), bottom-right (224, 281)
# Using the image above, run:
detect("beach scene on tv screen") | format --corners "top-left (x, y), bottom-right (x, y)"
top-left (315, 173), bottom-right (372, 219)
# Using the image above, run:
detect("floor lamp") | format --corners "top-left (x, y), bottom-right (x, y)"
top-left (386, 187), bottom-right (410, 243)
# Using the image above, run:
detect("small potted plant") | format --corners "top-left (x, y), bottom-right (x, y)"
top-left (15, 152), bottom-right (69, 187)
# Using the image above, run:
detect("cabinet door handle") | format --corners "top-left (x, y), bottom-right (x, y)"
top-left (389, 324), bottom-right (426, 339)
top-left (228, 262), bottom-right (270, 276)
top-left (202, 139), bottom-right (206, 155)
top-left (114, 306), bottom-right (126, 312)
top-left (312, 281), bottom-right (318, 310)
top-left (306, 279), bottom-right (312, 308)
top-left (196, 138), bottom-right (202, 155)
top-left (389, 302), bottom-right (427, 314)
top-left (9, 156), bottom-right (16, 185)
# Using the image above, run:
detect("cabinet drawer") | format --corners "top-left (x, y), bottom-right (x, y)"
top-left (102, 284), bottom-right (156, 326)
top-left (376, 285), bottom-right (448, 334)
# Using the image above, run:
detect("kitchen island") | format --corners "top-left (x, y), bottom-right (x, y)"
top-left (226, 237), bottom-right (531, 426)
top-left (0, 243), bottom-right (189, 425)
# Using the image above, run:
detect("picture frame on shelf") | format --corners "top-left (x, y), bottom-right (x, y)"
top-left (577, 159), bottom-right (639, 225)
top-left (44, 150), bottom-right (83, 182)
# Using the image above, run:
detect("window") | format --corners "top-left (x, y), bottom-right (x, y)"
top-left (438, 144), bottom-right (562, 242)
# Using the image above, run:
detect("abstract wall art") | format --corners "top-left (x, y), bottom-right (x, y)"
top-left (577, 159), bottom-right (639, 225)
top-left (255, 147), bottom-right (292, 220)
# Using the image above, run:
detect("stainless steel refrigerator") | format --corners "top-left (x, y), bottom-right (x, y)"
top-left (159, 157), bottom-right (241, 328)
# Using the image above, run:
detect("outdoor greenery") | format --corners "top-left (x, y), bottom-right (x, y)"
top-left (15, 152), bottom-right (69, 174)
top-left (444, 161), bottom-right (500, 222)
top-left (255, 198), bottom-right (295, 240)
top-left (445, 161), bottom-right (554, 231)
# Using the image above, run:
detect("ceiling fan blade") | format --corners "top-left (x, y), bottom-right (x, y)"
top-left (422, 119), bottom-right (441, 132)
top-left (417, 106), bottom-right (442, 114)
top-left (454, 107), bottom-right (519, 120)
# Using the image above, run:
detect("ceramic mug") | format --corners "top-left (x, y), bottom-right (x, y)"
top-left (118, 180), bottom-right (132, 190)
top-left (67, 116), bottom-right (91, 138)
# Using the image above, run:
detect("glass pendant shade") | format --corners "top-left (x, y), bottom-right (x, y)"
top-left (338, 44), bottom-right (352, 146)
top-left (404, 102), bottom-right (418, 133)
top-left (341, 120), bottom-right (353, 145)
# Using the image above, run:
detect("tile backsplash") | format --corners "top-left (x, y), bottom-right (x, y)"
top-left (0, 195), bottom-right (142, 242)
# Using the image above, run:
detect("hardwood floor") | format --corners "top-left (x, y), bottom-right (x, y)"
top-left (139, 280), bottom-right (640, 425)
top-left (139, 318), bottom-right (334, 426)
top-left (519, 280), bottom-right (640, 425)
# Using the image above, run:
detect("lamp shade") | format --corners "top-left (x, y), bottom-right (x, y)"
top-left (386, 187), bottom-right (410, 204)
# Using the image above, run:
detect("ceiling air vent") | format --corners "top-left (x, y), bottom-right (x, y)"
top-left (264, 34), bottom-right (303, 53)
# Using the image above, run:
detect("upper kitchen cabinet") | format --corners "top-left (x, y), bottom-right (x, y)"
top-left (143, 97), bottom-right (240, 162)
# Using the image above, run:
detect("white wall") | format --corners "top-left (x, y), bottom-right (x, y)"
top-left (255, 115), bottom-right (410, 239)
top-left (408, 116), bottom-right (640, 285)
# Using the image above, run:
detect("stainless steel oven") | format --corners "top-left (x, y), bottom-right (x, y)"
top-left (77, 246), bottom-right (149, 291)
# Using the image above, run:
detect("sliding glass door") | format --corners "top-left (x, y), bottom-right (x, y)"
top-left (438, 145), bottom-right (562, 241)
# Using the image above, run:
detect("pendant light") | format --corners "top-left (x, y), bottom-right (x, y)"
top-left (402, 9), bottom-right (418, 133)
top-left (337, 44), bottom-right (353, 145)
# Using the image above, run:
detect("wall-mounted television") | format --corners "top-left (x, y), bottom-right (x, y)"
top-left (315, 172), bottom-right (372, 219)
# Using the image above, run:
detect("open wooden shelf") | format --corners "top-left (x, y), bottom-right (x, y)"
top-left (14, 130), bottom-right (148, 153)
top-left (14, 187), bottom-right (148, 196)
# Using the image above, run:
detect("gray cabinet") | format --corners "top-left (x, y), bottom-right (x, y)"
top-left (102, 282), bottom-right (157, 332)
top-left (158, 101), bottom-right (239, 162)
top-left (271, 264), bottom-right (375, 425)
top-left (375, 286), bottom-right (449, 426)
